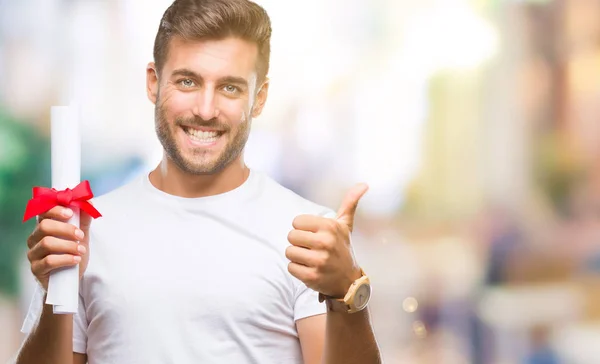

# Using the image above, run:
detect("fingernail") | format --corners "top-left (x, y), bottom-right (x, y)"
top-left (75, 229), bottom-right (84, 240)
top-left (73, 256), bottom-right (82, 263)
top-left (63, 208), bottom-right (73, 218)
top-left (77, 245), bottom-right (86, 254)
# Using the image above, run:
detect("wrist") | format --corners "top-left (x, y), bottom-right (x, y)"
top-left (334, 267), bottom-right (363, 299)
top-left (319, 268), bottom-right (371, 314)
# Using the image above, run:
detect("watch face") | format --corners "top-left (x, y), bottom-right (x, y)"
top-left (354, 284), bottom-right (371, 310)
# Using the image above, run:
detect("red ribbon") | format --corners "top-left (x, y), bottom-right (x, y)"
top-left (23, 180), bottom-right (102, 222)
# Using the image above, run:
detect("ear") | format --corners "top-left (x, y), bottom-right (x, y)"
top-left (146, 62), bottom-right (159, 104)
top-left (251, 78), bottom-right (269, 118)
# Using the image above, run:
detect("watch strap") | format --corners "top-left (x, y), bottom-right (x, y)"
top-left (317, 268), bottom-right (368, 313)
top-left (319, 293), bottom-right (350, 313)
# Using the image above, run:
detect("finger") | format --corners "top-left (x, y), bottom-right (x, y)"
top-left (287, 229), bottom-right (319, 249)
top-left (336, 183), bottom-right (369, 232)
top-left (287, 262), bottom-right (317, 285)
top-left (285, 245), bottom-right (318, 267)
top-left (79, 210), bottom-right (93, 234)
top-left (31, 254), bottom-right (81, 277)
top-left (28, 236), bottom-right (85, 262)
top-left (37, 206), bottom-right (74, 223)
top-left (292, 214), bottom-right (323, 233)
top-left (28, 219), bottom-right (84, 249)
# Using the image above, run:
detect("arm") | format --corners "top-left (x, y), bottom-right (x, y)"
top-left (287, 184), bottom-right (381, 364)
top-left (297, 311), bottom-right (380, 364)
top-left (16, 296), bottom-right (87, 364)
top-left (323, 309), bottom-right (380, 364)
top-left (297, 315), bottom-right (326, 364)
top-left (18, 206), bottom-right (93, 364)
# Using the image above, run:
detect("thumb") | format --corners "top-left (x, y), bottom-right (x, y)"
top-left (80, 210), bottom-right (93, 235)
top-left (336, 183), bottom-right (369, 232)
top-left (79, 200), bottom-right (95, 237)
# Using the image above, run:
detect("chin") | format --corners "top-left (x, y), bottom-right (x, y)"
top-left (178, 156), bottom-right (227, 175)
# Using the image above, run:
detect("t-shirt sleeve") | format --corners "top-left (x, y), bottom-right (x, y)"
top-left (293, 280), bottom-right (326, 321)
top-left (20, 283), bottom-right (45, 334)
top-left (20, 283), bottom-right (88, 354)
top-left (72, 290), bottom-right (88, 354)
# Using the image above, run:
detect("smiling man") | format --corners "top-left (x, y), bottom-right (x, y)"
top-left (16, 1), bottom-right (381, 363)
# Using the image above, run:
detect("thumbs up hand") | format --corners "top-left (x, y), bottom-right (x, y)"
top-left (286, 183), bottom-right (368, 298)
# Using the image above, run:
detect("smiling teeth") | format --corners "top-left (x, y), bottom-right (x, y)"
top-left (186, 128), bottom-right (219, 143)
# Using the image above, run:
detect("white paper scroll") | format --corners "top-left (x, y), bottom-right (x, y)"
top-left (45, 105), bottom-right (81, 314)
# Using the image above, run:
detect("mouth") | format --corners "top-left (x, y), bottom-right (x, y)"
top-left (181, 126), bottom-right (225, 145)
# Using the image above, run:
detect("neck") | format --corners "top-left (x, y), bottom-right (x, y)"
top-left (148, 154), bottom-right (250, 198)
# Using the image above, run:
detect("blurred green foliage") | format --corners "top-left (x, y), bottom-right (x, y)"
top-left (0, 107), bottom-right (50, 298)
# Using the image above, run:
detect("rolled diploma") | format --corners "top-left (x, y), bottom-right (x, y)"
top-left (45, 105), bottom-right (81, 314)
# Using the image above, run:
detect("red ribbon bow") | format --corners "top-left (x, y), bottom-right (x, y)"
top-left (23, 180), bottom-right (102, 222)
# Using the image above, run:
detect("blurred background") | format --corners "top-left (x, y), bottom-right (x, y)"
top-left (1, 0), bottom-right (600, 362)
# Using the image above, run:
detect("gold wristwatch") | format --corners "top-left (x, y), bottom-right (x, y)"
top-left (318, 268), bottom-right (371, 314)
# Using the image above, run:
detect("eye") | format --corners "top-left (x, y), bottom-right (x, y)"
top-left (223, 85), bottom-right (239, 94)
top-left (179, 78), bottom-right (196, 88)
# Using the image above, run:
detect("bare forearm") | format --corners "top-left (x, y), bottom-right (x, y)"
top-left (16, 299), bottom-right (74, 364)
top-left (323, 309), bottom-right (381, 364)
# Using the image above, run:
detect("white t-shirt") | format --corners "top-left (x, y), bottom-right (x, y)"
top-left (22, 169), bottom-right (333, 364)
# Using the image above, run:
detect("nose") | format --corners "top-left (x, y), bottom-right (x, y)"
top-left (192, 88), bottom-right (220, 120)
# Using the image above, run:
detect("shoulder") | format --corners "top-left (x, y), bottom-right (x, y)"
top-left (251, 173), bottom-right (335, 227)
top-left (87, 174), bottom-right (149, 238)
top-left (90, 174), bottom-right (144, 214)
top-left (254, 171), bottom-right (335, 219)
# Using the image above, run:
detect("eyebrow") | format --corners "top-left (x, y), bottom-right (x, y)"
top-left (171, 68), bottom-right (249, 88)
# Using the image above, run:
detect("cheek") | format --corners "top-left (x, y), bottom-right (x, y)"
top-left (165, 92), bottom-right (196, 115)
top-left (159, 92), bottom-right (195, 127)
top-left (217, 98), bottom-right (251, 125)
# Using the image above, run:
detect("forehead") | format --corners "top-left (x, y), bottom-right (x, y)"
top-left (164, 36), bottom-right (259, 79)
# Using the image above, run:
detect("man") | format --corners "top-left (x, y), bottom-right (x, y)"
top-left (16, 0), bottom-right (381, 363)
